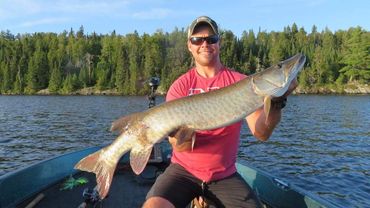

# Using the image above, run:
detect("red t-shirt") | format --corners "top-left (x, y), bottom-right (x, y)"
top-left (166, 67), bottom-right (246, 182)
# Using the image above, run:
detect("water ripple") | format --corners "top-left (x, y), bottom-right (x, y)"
top-left (239, 95), bottom-right (370, 208)
top-left (0, 95), bottom-right (369, 207)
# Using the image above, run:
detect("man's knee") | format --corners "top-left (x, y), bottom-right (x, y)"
top-left (142, 196), bottom-right (175, 208)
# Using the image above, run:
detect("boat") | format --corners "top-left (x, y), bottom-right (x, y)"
top-left (0, 77), bottom-right (337, 208)
top-left (0, 142), bottom-right (336, 208)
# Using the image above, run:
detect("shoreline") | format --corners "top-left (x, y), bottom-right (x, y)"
top-left (1, 84), bottom-right (369, 96)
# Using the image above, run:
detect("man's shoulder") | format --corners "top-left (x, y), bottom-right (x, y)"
top-left (171, 68), bottom-right (197, 87)
top-left (224, 67), bottom-right (246, 75)
top-left (178, 68), bottom-right (196, 80)
top-left (221, 67), bottom-right (247, 81)
top-left (166, 68), bottom-right (196, 101)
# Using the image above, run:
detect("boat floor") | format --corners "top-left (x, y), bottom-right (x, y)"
top-left (18, 164), bottom-right (165, 208)
top-left (17, 162), bottom-right (275, 208)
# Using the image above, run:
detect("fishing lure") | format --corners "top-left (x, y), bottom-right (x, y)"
top-left (60, 175), bottom-right (88, 191)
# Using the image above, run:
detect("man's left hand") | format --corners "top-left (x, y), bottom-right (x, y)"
top-left (273, 78), bottom-right (298, 102)
top-left (270, 78), bottom-right (298, 110)
top-left (285, 78), bottom-right (298, 97)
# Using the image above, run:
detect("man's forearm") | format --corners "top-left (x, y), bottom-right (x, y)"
top-left (247, 107), bottom-right (282, 141)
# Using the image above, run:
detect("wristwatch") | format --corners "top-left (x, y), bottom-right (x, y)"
top-left (271, 97), bottom-right (287, 110)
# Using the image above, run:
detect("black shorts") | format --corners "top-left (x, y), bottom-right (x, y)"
top-left (146, 163), bottom-right (261, 208)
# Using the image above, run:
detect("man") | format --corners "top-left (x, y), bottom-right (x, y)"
top-left (143, 16), bottom-right (297, 208)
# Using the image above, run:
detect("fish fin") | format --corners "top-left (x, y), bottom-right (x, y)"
top-left (130, 146), bottom-right (153, 175)
top-left (264, 96), bottom-right (272, 124)
top-left (170, 126), bottom-right (196, 146)
top-left (74, 148), bottom-right (119, 199)
top-left (110, 112), bottom-right (142, 133)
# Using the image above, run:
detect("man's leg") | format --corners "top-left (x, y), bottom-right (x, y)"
top-left (205, 173), bottom-right (262, 208)
top-left (143, 196), bottom-right (175, 208)
top-left (143, 163), bottom-right (202, 208)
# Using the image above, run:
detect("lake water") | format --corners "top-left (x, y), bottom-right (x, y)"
top-left (0, 95), bottom-right (369, 207)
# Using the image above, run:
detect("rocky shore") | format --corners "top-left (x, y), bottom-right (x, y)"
top-left (34, 84), bottom-right (370, 96)
top-left (294, 83), bottom-right (370, 94)
top-left (36, 87), bottom-right (120, 96)
top-left (2, 83), bottom-right (369, 96)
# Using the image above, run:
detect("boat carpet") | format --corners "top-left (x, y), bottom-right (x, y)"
top-left (18, 164), bottom-right (162, 208)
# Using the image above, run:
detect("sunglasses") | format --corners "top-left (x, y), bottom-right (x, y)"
top-left (189, 35), bottom-right (219, 45)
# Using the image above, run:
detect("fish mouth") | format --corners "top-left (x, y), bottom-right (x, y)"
top-left (282, 53), bottom-right (306, 87)
top-left (275, 53), bottom-right (305, 97)
top-left (283, 53), bottom-right (306, 78)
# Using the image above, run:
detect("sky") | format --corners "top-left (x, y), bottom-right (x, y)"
top-left (0, 0), bottom-right (369, 37)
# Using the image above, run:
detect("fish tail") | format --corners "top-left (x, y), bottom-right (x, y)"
top-left (74, 149), bottom-right (117, 199)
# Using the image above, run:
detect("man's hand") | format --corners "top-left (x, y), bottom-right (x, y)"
top-left (271, 78), bottom-right (298, 105)
top-left (168, 127), bottom-right (196, 152)
top-left (168, 136), bottom-right (193, 152)
top-left (287, 78), bottom-right (298, 95)
top-left (283, 78), bottom-right (298, 97)
top-left (248, 78), bottom-right (299, 141)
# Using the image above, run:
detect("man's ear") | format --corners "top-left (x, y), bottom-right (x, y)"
top-left (187, 41), bottom-right (192, 52)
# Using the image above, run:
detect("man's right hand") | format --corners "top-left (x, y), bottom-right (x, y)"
top-left (168, 136), bottom-right (193, 152)
top-left (168, 127), bottom-right (196, 152)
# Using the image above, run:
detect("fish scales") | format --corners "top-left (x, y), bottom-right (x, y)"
top-left (146, 82), bottom-right (256, 131)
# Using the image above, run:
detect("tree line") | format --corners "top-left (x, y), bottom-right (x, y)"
top-left (0, 24), bottom-right (369, 95)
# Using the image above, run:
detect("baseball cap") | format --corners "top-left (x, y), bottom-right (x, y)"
top-left (187, 16), bottom-right (219, 38)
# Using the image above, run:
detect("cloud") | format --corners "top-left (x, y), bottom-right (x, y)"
top-left (0, 0), bottom-right (42, 19)
top-left (0, 0), bottom-right (131, 20)
top-left (0, 0), bottom-right (133, 31)
top-left (132, 8), bottom-right (172, 20)
top-left (51, 0), bottom-right (131, 14)
top-left (20, 17), bottom-right (71, 27)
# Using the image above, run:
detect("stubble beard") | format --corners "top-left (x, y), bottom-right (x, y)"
top-left (196, 52), bottom-right (218, 67)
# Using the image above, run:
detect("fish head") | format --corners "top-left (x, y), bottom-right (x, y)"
top-left (252, 53), bottom-right (306, 97)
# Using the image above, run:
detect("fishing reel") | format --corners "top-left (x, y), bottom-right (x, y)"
top-left (148, 77), bottom-right (160, 90)
top-left (78, 187), bottom-right (102, 208)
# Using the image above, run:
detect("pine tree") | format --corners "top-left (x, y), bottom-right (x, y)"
top-left (126, 32), bottom-right (142, 95)
top-left (48, 67), bottom-right (62, 93)
top-left (339, 27), bottom-right (370, 83)
top-left (220, 30), bottom-right (238, 69)
top-left (96, 35), bottom-right (115, 90)
top-left (13, 55), bottom-right (27, 94)
top-left (115, 41), bottom-right (129, 94)
top-left (0, 61), bottom-right (11, 93)
top-left (25, 40), bottom-right (49, 93)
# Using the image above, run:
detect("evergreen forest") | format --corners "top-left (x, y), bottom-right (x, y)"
top-left (0, 24), bottom-right (369, 95)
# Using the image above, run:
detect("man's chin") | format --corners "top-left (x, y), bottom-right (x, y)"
top-left (199, 55), bottom-right (214, 62)
top-left (197, 60), bottom-right (216, 66)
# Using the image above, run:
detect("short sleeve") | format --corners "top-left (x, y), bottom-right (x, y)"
top-left (166, 78), bottom-right (188, 102)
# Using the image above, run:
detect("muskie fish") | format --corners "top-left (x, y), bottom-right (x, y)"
top-left (75, 53), bottom-right (306, 199)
